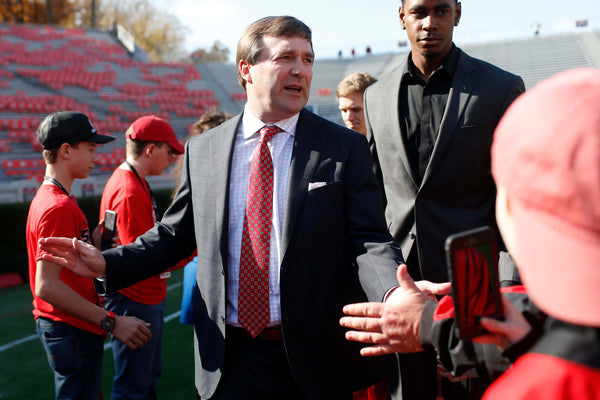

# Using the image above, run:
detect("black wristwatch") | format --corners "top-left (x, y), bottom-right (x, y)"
top-left (100, 311), bottom-right (116, 332)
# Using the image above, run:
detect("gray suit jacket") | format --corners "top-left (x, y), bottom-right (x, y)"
top-left (103, 109), bottom-right (403, 398)
top-left (365, 48), bottom-right (525, 283)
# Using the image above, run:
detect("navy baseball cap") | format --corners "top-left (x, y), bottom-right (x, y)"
top-left (37, 111), bottom-right (115, 149)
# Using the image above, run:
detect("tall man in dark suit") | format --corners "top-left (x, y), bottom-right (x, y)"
top-left (39, 15), bottom-right (417, 399)
top-left (362, 0), bottom-right (524, 399)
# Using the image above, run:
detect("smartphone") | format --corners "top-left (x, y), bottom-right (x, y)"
top-left (101, 210), bottom-right (117, 250)
top-left (445, 226), bottom-right (503, 340)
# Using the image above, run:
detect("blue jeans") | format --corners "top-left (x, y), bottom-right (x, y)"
top-left (35, 317), bottom-right (104, 400)
top-left (105, 292), bottom-right (166, 400)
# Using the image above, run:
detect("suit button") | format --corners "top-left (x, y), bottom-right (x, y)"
top-left (409, 232), bottom-right (416, 240)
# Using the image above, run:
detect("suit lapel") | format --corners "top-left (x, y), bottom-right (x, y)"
top-left (385, 64), bottom-right (418, 187)
top-left (209, 115), bottom-right (242, 265)
top-left (281, 110), bottom-right (324, 258)
top-left (422, 50), bottom-right (476, 185)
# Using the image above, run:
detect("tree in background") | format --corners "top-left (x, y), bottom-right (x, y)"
top-left (0, 0), bottom-right (191, 62)
top-left (0, 0), bottom-right (72, 24)
top-left (92, 0), bottom-right (187, 62)
top-left (190, 40), bottom-right (230, 63)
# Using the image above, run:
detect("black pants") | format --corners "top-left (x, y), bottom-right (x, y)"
top-left (206, 327), bottom-right (353, 400)
top-left (397, 349), bottom-right (438, 400)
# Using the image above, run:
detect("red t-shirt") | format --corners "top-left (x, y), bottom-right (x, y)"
top-left (26, 184), bottom-right (103, 335)
top-left (483, 353), bottom-right (600, 400)
top-left (100, 167), bottom-right (167, 305)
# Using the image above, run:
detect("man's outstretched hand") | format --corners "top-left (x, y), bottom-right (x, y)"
top-left (340, 264), bottom-right (451, 356)
top-left (39, 237), bottom-right (106, 278)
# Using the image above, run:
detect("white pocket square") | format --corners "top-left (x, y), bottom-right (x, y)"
top-left (308, 181), bottom-right (327, 191)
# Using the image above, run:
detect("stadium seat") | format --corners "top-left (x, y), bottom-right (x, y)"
top-left (0, 139), bottom-right (11, 152)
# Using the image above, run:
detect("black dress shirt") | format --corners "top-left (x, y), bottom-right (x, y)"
top-left (399, 45), bottom-right (459, 184)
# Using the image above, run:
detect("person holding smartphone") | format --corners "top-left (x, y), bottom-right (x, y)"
top-left (26, 111), bottom-right (151, 400)
top-left (476, 68), bottom-right (600, 398)
top-left (99, 115), bottom-right (184, 400)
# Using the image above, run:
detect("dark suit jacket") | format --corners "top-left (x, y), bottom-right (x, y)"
top-left (103, 109), bottom-right (404, 398)
top-left (365, 48), bottom-right (525, 283)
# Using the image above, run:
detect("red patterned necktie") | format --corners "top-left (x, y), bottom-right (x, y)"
top-left (238, 125), bottom-right (281, 337)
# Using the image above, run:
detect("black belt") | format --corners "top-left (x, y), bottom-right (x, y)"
top-left (227, 325), bottom-right (283, 341)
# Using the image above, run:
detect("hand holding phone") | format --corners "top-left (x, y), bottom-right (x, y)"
top-left (101, 210), bottom-right (117, 250)
top-left (445, 226), bottom-right (503, 340)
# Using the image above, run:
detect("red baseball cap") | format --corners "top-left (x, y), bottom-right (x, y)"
top-left (127, 115), bottom-right (184, 154)
top-left (492, 68), bottom-right (600, 327)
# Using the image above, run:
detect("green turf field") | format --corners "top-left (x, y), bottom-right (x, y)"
top-left (0, 268), bottom-right (198, 399)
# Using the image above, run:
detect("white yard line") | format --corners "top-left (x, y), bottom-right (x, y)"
top-left (1, 281), bottom-right (185, 353)
top-left (0, 334), bottom-right (37, 353)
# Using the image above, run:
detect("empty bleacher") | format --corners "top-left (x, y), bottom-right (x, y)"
top-left (0, 22), bottom-right (599, 203)
top-left (0, 23), bottom-right (225, 198)
top-left (307, 31), bottom-right (600, 125)
top-left (462, 33), bottom-right (596, 90)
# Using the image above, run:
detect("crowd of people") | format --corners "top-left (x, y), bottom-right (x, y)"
top-left (25, 1), bottom-right (599, 399)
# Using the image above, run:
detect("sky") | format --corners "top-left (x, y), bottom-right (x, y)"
top-left (150, 0), bottom-right (600, 62)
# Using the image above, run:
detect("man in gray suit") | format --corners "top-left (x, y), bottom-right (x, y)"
top-left (39, 15), bottom-right (428, 399)
top-left (362, 0), bottom-right (524, 398)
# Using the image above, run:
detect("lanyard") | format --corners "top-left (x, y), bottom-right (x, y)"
top-left (124, 161), bottom-right (158, 220)
top-left (43, 176), bottom-right (91, 244)
top-left (43, 176), bottom-right (80, 208)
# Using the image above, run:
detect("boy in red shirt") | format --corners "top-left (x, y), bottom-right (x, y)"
top-left (26, 111), bottom-right (152, 399)
top-left (480, 68), bottom-right (600, 399)
top-left (100, 115), bottom-right (183, 399)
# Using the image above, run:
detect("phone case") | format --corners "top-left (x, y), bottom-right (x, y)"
top-left (101, 210), bottom-right (117, 250)
top-left (445, 226), bottom-right (503, 340)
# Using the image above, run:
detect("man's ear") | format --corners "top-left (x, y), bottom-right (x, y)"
top-left (58, 143), bottom-right (71, 159)
top-left (455, 2), bottom-right (462, 26)
top-left (495, 183), bottom-right (519, 259)
top-left (239, 60), bottom-right (252, 86)
top-left (144, 143), bottom-right (156, 157)
top-left (399, 6), bottom-right (406, 29)
top-left (496, 184), bottom-right (513, 219)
